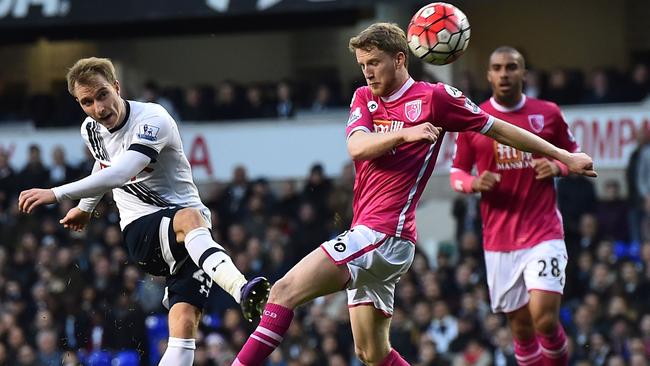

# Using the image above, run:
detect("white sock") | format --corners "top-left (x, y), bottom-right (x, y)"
top-left (158, 337), bottom-right (195, 366)
top-left (184, 227), bottom-right (247, 303)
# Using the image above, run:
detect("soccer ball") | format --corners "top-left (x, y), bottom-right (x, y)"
top-left (407, 2), bottom-right (471, 65)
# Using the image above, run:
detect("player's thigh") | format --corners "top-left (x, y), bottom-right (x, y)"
top-left (168, 302), bottom-right (201, 339)
top-left (349, 305), bottom-right (392, 364)
top-left (528, 290), bottom-right (562, 334)
top-left (269, 246), bottom-right (349, 308)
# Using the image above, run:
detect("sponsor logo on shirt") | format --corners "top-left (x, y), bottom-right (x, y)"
top-left (405, 99), bottom-right (422, 122)
top-left (137, 124), bottom-right (160, 141)
top-left (347, 107), bottom-right (362, 126)
top-left (373, 119), bottom-right (404, 133)
top-left (367, 101), bottom-right (378, 113)
top-left (493, 142), bottom-right (533, 170)
top-left (528, 114), bottom-right (545, 133)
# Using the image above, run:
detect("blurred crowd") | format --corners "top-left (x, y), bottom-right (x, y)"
top-left (0, 133), bottom-right (649, 366)
top-left (1, 62), bottom-right (650, 128)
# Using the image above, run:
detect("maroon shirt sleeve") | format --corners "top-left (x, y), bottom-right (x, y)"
top-left (345, 87), bottom-right (374, 139)
top-left (431, 83), bottom-right (494, 133)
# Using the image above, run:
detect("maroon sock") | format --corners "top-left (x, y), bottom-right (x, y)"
top-left (513, 336), bottom-right (544, 366)
top-left (233, 303), bottom-right (294, 366)
top-left (378, 349), bottom-right (410, 366)
top-left (537, 324), bottom-right (569, 366)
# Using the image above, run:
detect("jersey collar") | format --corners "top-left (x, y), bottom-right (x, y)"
top-left (381, 77), bottom-right (415, 103)
top-left (109, 99), bottom-right (131, 133)
top-left (490, 93), bottom-right (526, 113)
top-left (489, 94), bottom-right (526, 112)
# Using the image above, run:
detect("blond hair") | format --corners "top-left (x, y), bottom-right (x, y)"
top-left (348, 23), bottom-right (409, 64)
top-left (66, 57), bottom-right (117, 96)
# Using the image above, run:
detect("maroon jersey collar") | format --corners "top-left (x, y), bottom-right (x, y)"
top-left (381, 78), bottom-right (415, 103)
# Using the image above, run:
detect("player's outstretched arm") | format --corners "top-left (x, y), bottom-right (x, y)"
top-left (18, 150), bottom-right (151, 214)
top-left (485, 118), bottom-right (597, 177)
top-left (347, 122), bottom-right (442, 160)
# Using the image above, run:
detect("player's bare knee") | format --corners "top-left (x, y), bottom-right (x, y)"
top-left (173, 208), bottom-right (206, 242)
top-left (533, 312), bottom-right (559, 336)
top-left (354, 345), bottom-right (386, 366)
top-left (267, 276), bottom-right (298, 308)
top-left (170, 308), bottom-right (200, 338)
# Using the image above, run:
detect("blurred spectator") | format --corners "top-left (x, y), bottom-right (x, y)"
top-left (140, 80), bottom-right (180, 121)
top-left (543, 69), bottom-right (573, 105)
top-left (216, 165), bottom-right (251, 228)
top-left (243, 85), bottom-right (274, 119)
top-left (311, 84), bottom-right (335, 113)
top-left (181, 85), bottom-right (213, 121)
top-left (452, 339), bottom-right (492, 366)
top-left (628, 129), bottom-right (650, 243)
top-left (427, 301), bottom-right (459, 354)
top-left (0, 149), bottom-right (16, 210)
top-left (49, 146), bottom-right (78, 186)
top-left (637, 132), bottom-right (650, 239)
top-left (213, 81), bottom-right (242, 120)
top-left (36, 329), bottom-right (62, 366)
top-left (276, 81), bottom-right (295, 118)
top-left (557, 174), bottom-right (597, 245)
top-left (624, 63), bottom-right (650, 102)
top-left (596, 180), bottom-right (630, 242)
top-left (17, 144), bottom-right (50, 192)
top-left (582, 69), bottom-right (617, 104)
top-left (302, 163), bottom-right (332, 220)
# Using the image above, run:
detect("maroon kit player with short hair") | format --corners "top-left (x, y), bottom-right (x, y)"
top-left (234, 25), bottom-right (595, 366)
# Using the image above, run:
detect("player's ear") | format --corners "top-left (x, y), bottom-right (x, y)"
top-left (395, 52), bottom-right (406, 69)
top-left (114, 80), bottom-right (121, 96)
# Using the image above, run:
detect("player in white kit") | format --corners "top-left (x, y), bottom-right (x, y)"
top-left (18, 57), bottom-right (270, 366)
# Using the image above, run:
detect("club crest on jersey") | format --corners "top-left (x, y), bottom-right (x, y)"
top-left (347, 107), bottom-right (362, 126)
top-left (528, 114), bottom-right (545, 133)
top-left (137, 124), bottom-right (160, 141)
top-left (367, 101), bottom-right (378, 113)
top-left (405, 100), bottom-right (422, 122)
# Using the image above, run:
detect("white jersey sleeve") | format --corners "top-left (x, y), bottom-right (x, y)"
top-left (77, 160), bottom-right (104, 212)
top-left (52, 150), bottom-right (150, 201)
top-left (126, 115), bottom-right (173, 162)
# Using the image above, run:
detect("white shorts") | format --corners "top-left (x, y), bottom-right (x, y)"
top-left (320, 225), bottom-right (415, 316)
top-left (484, 239), bottom-right (568, 313)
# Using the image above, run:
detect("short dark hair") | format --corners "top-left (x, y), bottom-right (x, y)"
top-left (490, 46), bottom-right (526, 69)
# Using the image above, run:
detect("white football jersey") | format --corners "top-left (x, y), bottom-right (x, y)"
top-left (80, 100), bottom-right (206, 229)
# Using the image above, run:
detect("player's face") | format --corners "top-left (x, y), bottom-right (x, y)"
top-left (74, 75), bottom-right (124, 130)
top-left (355, 47), bottom-right (403, 97)
top-left (487, 52), bottom-right (525, 101)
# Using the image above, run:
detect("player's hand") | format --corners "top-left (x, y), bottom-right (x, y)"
top-left (403, 122), bottom-right (442, 144)
top-left (18, 188), bottom-right (57, 214)
top-left (471, 171), bottom-right (501, 192)
top-left (60, 207), bottom-right (92, 232)
top-left (566, 152), bottom-right (597, 177)
top-left (532, 158), bottom-right (560, 180)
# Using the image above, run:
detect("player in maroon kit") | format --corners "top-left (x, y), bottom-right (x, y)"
top-left (234, 25), bottom-right (594, 366)
top-left (450, 47), bottom-right (577, 366)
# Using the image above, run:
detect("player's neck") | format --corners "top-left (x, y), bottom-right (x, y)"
top-left (385, 73), bottom-right (411, 98)
top-left (493, 93), bottom-right (524, 109)
top-left (108, 99), bottom-right (130, 132)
